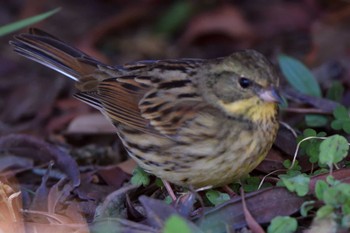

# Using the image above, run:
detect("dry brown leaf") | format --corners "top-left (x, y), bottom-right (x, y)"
top-left (97, 166), bottom-right (131, 188)
top-left (256, 148), bottom-right (285, 173)
top-left (0, 134), bottom-right (80, 186)
top-left (196, 187), bottom-right (305, 231)
top-left (66, 113), bottom-right (116, 134)
top-left (117, 159), bottom-right (137, 175)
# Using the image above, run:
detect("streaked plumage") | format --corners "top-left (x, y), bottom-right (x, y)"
top-left (10, 28), bottom-right (281, 188)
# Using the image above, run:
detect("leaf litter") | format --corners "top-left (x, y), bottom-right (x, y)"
top-left (1, 0), bottom-right (350, 232)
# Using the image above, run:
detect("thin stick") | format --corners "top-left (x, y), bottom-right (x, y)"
top-left (283, 108), bottom-right (330, 114)
top-left (162, 179), bottom-right (177, 201)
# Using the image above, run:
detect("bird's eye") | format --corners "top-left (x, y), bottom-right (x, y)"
top-left (238, 77), bottom-right (251, 89)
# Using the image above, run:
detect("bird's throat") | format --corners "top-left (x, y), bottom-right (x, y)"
top-left (218, 97), bottom-right (278, 123)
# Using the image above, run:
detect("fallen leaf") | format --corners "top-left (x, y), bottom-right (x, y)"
top-left (256, 148), bottom-right (285, 173)
top-left (117, 159), bottom-right (137, 175)
top-left (95, 185), bottom-right (137, 219)
top-left (0, 134), bottom-right (80, 187)
top-left (195, 187), bottom-right (305, 231)
top-left (272, 117), bottom-right (297, 156)
top-left (97, 166), bottom-right (131, 188)
top-left (284, 88), bottom-right (339, 112)
top-left (139, 196), bottom-right (202, 232)
top-left (66, 113), bottom-right (116, 134)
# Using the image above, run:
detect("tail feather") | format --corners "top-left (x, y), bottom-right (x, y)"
top-left (9, 28), bottom-right (101, 82)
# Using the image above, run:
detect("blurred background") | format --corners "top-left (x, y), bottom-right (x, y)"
top-left (1, 0), bottom-right (349, 136)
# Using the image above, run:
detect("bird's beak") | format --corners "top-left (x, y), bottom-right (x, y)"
top-left (258, 87), bottom-right (284, 104)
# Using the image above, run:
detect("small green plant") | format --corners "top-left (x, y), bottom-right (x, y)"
top-left (205, 190), bottom-right (230, 206)
top-left (327, 81), bottom-right (344, 102)
top-left (242, 176), bottom-right (272, 192)
top-left (163, 214), bottom-right (192, 233)
top-left (298, 129), bottom-right (326, 163)
top-left (278, 172), bottom-right (310, 197)
top-left (267, 216), bottom-right (298, 233)
top-left (312, 177), bottom-right (350, 228)
top-left (300, 200), bottom-right (316, 217)
top-left (130, 166), bottom-right (150, 186)
top-left (331, 105), bottom-right (350, 134)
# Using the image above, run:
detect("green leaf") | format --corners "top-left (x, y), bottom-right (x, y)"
top-left (242, 176), bottom-right (267, 192)
top-left (337, 182), bottom-right (350, 196)
top-left (312, 168), bottom-right (329, 176)
top-left (90, 219), bottom-right (122, 233)
top-left (155, 178), bottom-right (164, 187)
top-left (306, 143), bottom-right (321, 163)
top-left (305, 114), bottom-right (328, 127)
top-left (326, 175), bottom-right (340, 186)
top-left (300, 201), bottom-right (315, 217)
top-left (316, 205), bottom-right (334, 219)
top-left (333, 105), bottom-right (349, 119)
top-left (343, 203), bottom-right (350, 216)
top-left (319, 135), bottom-right (349, 167)
top-left (155, 1), bottom-right (194, 36)
top-left (342, 202), bottom-right (350, 214)
top-left (205, 190), bottom-right (230, 206)
top-left (322, 184), bottom-right (349, 206)
top-left (0, 8), bottom-right (61, 37)
top-left (283, 160), bottom-right (301, 171)
top-left (229, 182), bottom-right (241, 194)
top-left (267, 216), bottom-right (298, 233)
top-left (298, 130), bottom-right (326, 163)
top-left (164, 196), bottom-right (173, 205)
top-left (332, 106), bottom-right (350, 133)
top-left (278, 54), bottom-right (321, 97)
top-left (331, 119), bottom-right (343, 130)
top-left (343, 120), bottom-right (350, 134)
top-left (163, 215), bottom-right (191, 233)
top-left (283, 159), bottom-right (292, 169)
top-left (315, 180), bottom-right (328, 201)
top-left (130, 167), bottom-right (150, 186)
top-left (303, 128), bottom-right (317, 137)
top-left (327, 81), bottom-right (344, 101)
top-left (280, 173), bottom-right (310, 196)
top-left (323, 184), bottom-right (350, 208)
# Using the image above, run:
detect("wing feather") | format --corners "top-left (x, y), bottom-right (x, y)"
top-left (92, 74), bottom-right (205, 137)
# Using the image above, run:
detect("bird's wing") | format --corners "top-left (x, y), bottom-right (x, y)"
top-left (75, 69), bottom-right (206, 137)
top-left (11, 28), bottom-right (208, 137)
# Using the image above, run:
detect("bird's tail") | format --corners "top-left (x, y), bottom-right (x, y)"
top-left (9, 28), bottom-right (103, 82)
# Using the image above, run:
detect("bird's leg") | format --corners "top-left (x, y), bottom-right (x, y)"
top-left (162, 179), bottom-right (177, 201)
top-left (223, 185), bottom-right (236, 197)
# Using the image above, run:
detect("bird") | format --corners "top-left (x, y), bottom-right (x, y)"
top-left (10, 28), bottom-right (282, 196)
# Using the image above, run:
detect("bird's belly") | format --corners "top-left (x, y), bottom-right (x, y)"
top-left (122, 123), bottom-right (276, 188)
top-left (160, 129), bottom-right (273, 188)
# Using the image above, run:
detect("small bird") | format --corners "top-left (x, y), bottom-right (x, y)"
top-left (10, 28), bottom-right (282, 192)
